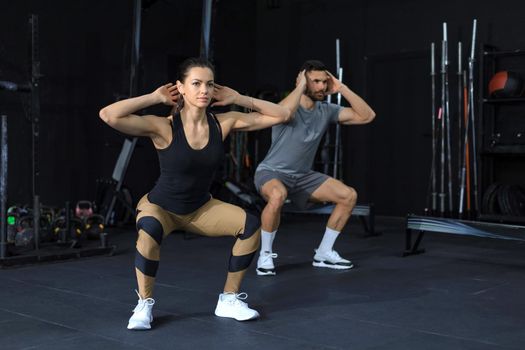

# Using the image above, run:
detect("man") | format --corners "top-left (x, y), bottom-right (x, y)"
top-left (254, 60), bottom-right (376, 275)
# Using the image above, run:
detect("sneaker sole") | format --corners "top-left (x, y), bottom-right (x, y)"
top-left (127, 322), bottom-right (152, 330)
top-left (256, 267), bottom-right (276, 276)
top-left (312, 261), bottom-right (354, 270)
top-left (214, 309), bottom-right (260, 321)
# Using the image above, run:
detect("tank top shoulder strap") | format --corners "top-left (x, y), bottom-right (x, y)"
top-left (171, 111), bottom-right (182, 132)
top-left (208, 111), bottom-right (223, 140)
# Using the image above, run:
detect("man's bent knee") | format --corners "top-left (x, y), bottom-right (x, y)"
top-left (263, 184), bottom-right (287, 207)
top-left (339, 186), bottom-right (357, 208)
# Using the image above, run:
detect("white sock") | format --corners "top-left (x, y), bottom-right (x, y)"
top-left (260, 229), bottom-right (277, 254)
top-left (318, 227), bottom-right (340, 253)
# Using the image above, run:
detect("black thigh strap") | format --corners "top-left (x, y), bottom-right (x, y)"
top-left (241, 212), bottom-right (260, 240)
top-left (136, 216), bottom-right (164, 245)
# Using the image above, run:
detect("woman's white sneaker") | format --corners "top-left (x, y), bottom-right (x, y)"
top-left (127, 290), bottom-right (155, 330)
top-left (214, 292), bottom-right (260, 321)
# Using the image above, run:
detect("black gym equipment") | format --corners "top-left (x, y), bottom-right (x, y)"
top-left (458, 19), bottom-right (480, 218)
top-left (14, 216), bottom-right (36, 248)
top-left (403, 214), bottom-right (525, 257)
top-left (427, 20), bottom-right (480, 219)
top-left (84, 214), bottom-right (106, 240)
top-left (481, 182), bottom-right (525, 218)
top-left (429, 42), bottom-right (438, 214)
top-left (0, 15), bottom-right (115, 267)
top-left (97, 150), bottom-right (135, 227)
top-left (1, 117), bottom-right (9, 257)
top-left (428, 23), bottom-right (454, 217)
top-left (74, 200), bottom-right (106, 240)
top-left (411, 19), bottom-right (525, 256)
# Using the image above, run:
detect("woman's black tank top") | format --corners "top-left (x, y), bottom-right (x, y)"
top-left (147, 112), bottom-right (224, 214)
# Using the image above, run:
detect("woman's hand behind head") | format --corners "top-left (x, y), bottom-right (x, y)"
top-left (211, 84), bottom-right (239, 107)
top-left (154, 83), bottom-right (180, 106)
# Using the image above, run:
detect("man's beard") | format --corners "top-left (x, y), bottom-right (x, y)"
top-left (305, 88), bottom-right (326, 101)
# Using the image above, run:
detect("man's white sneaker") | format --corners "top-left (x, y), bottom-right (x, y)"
top-left (127, 290), bottom-right (155, 330)
top-left (214, 292), bottom-right (260, 321)
top-left (256, 251), bottom-right (278, 276)
top-left (312, 249), bottom-right (354, 270)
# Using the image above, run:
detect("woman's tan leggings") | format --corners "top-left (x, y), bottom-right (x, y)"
top-left (134, 195), bottom-right (260, 299)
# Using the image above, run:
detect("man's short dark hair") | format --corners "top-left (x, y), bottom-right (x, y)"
top-left (301, 60), bottom-right (327, 72)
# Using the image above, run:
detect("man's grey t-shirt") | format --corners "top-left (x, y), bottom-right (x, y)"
top-left (257, 101), bottom-right (342, 175)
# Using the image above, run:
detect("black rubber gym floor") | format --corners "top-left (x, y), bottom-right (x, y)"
top-left (1, 214), bottom-right (524, 350)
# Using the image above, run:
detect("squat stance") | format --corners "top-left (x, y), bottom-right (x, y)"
top-left (255, 60), bottom-right (376, 275)
top-left (100, 58), bottom-right (290, 329)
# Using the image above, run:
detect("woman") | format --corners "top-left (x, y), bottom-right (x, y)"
top-left (99, 57), bottom-right (292, 330)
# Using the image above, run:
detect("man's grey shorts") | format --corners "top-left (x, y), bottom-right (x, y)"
top-left (254, 169), bottom-right (330, 210)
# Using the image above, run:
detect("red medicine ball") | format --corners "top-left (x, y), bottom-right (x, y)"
top-left (488, 71), bottom-right (524, 98)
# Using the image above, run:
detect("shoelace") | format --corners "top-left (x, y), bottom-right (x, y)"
top-left (223, 292), bottom-right (249, 307)
top-left (133, 289), bottom-right (155, 312)
top-left (327, 250), bottom-right (342, 260)
top-left (235, 292), bottom-right (248, 301)
top-left (262, 252), bottom-right (278, 262)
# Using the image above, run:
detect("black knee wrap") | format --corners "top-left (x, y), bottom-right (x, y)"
top-left (241, 212), bottom-right (260, 240)
top-left (228, 252), bottom-right (256, 272)
top-left (135, 250), bottom-right (159, 277)
top-left (136, 216), bottom-right (164, 245)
